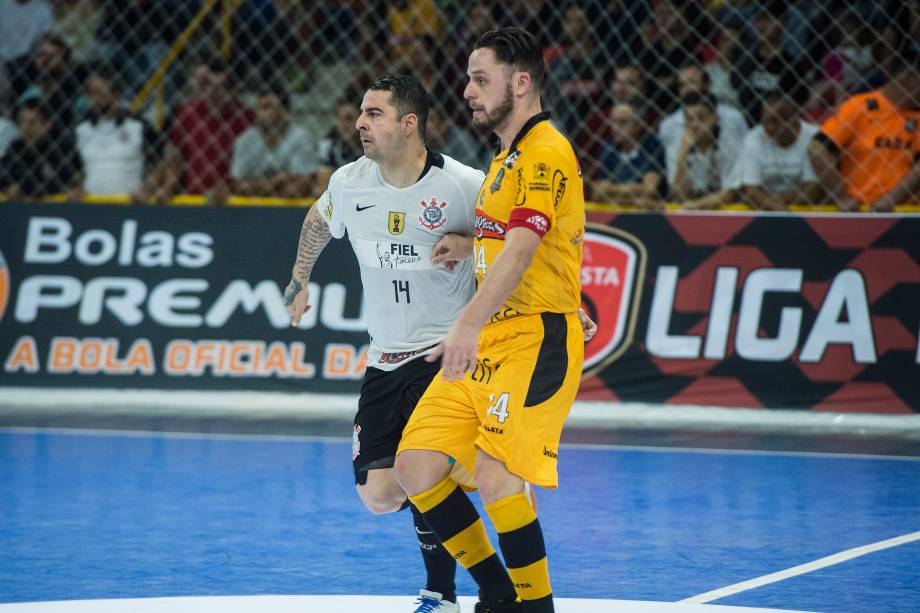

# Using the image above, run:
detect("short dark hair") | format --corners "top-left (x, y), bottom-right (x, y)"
top-left (678, 60), bottom-right (711, 89)
top-left (257, 86), bottom-right (290, 110)
top-left (367, 74), bottom-right (430, 141)
top-left (475, 27), bottom-right (546, 89)
top-left (682, 90), bottom-right (717, 112)
top-left (87, 64), bottom-right (122, 92)
top-left (40, 33), bottom-right (71, 62)
top-left (16, 98), bottom-right (52, 122)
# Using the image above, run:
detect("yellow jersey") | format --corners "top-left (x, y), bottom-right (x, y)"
top-left (473, 112), bottom-right (585, 323)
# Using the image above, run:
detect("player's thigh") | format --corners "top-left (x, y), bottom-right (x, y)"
top-left (474, 312), bottom-right (584, 489)
top-left (398, 370), bottom-right (482, 478)
top-left (353, 361), bottom-right (436, 484)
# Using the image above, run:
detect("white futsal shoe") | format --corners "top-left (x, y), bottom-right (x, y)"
top-left (412, 589), bottom-right (460, 613)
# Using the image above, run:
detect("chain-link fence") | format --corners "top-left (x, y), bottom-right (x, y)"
top-left (0, 0), bottom-right (918, 210)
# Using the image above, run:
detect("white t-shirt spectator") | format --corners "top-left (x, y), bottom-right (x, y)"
top-left (658, 104), bottom-right (748, 157)
top-left (0, 0), bottom-right (54, 61)
top-left (666, 128), bottom-right (744, 197)
top-left (75, 111), bottom-right (165, 195)
top-left (231, 123), bottom-right (318, 180)
top-left (739, 121), bottom-right (819, 194)
top-left (0, 116), bottom-right (17, 157)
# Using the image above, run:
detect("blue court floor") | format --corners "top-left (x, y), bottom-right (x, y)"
top-left (0, 428), bottom-right (918, 612)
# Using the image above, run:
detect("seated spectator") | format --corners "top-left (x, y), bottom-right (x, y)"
top-left (667, 92), bottom-right (742, 209)
top-left (703, 25), bottom-right (742, 110)
top-left (232, 0), bottom-right (299, 88)
top-left (73, 67), bottom-right (166, 200)
top-left (97, 0), bottom-right (192, 98)
top-left (387, 0), bottom-right (445, 68)
top-left (162, 59), bottom-right (254, 204)
top-left (578, 62), bottom-right (655, 177)
top-left (808, 50), bottom-right (920, 211)
top-left (0, 0), bottom-right (54, 103)
top-left (738, 92), bottom-right (821, 211)
top-left (544, 4), bottom-right (607, 138)
top-left (809, 8), bottom-right (885, 117)
top-left (591, 101), bottom-right (666, 210)
top-left (229, 87), bottom-right (318, 200)
top-left (0, 99), bottom-right (80, 198)
top-left (0, 112), bottom-right (17, 156)
top-left (52, 0), bottom-right (103, 64)
top-left (634, 0), bottom-right (709, 115)
top-left (730, 1), bottom-right (799, 124)
top-left (426, 106), bottom-right (490, 172)
top-left (314, 94), bottom-right (362, 195)
top-left (17, 34), bottom-right (86, 128)
top-left (658, 61), bottom-right (747, 161)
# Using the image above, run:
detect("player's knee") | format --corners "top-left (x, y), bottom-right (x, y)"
top-left (394, 450), bottom-right (442, 496)
top-left (476, 453), bottom-right (523, 504)
top-left (356, 481), bottom-right (405, 515)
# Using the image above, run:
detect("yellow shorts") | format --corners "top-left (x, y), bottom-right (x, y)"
top-left (397, 312), bottom-right (583, 489)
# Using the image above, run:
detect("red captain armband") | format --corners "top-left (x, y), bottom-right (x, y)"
top-left (507, 207), bottom-right (551, 238)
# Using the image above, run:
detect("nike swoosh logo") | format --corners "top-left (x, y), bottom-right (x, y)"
top-left (415, 527), bottom-right (434, 535)
top-left (356, 204), bottom-right (376, 212)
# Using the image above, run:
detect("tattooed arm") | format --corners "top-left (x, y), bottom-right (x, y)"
top-left (284, 202), bottom-right (333, 326)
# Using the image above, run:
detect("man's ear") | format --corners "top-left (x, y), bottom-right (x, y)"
top-left (514, 71), bottom-right (533, 98)
top-left (403, 112), bottom-right (418, 136)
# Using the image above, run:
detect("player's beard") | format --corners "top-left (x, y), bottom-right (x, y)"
top-left (472, 82), bottom-right (514, 134)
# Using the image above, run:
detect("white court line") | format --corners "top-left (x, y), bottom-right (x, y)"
top-left (681, 530), bottom-right (920, 604)
top-left (2, 426), bottom-right (920, 462)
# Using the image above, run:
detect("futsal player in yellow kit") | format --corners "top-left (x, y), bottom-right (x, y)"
top-left (395, 27), bottom-right (585, 613)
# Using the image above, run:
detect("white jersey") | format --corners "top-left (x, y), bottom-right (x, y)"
top-left (318, 152), bottom-right (485, 371)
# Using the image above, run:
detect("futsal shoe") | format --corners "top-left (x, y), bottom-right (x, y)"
top-left (473, 593), bottom-right (523, 612)
top-left (412, 589), bottom-right (460, 612)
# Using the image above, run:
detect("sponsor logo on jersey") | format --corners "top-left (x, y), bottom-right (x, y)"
top-left (0, 250), bottom-right (9, 324)
top-left (418, 197), bottom-right (448, 230)
top-left (352, 424), bottom-right (361, 461)
top-left (552, 170), bottom-right (568, 209)
top-left (514, 168), bottom-right (526, 206)
top-left (533, 162), bottom-right (548, 179)
top-left (375, 242), bottom-right (422, 269)
top-left (581, 224), bottom-right (646, 376)
top-left (526, 213), bottom-right (548, 233)
top-left (388, 211), bottom-right (405, 235)
top-left (322, 194), bottom-right (334, 221)
top-left (474, 210), bottom-right (507, 240)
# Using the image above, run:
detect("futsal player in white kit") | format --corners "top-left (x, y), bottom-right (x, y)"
top-left (283, 75), bottom-right (596, 612)
top-left (284, 75), bottom-right (480, 613)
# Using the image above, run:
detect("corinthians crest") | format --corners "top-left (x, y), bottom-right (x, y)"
top-left (418, 197), bottom-right (448, 230)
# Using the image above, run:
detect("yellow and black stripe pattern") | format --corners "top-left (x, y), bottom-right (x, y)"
top-left (410, 476), bottom-right (518, 603)
top-left (486, 492), bottom-right (553, 611)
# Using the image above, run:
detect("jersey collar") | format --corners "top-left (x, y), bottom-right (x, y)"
top-left (494, 111), bottom-right (552, 157)
top-left (418, 148), bottom-right (445, 181)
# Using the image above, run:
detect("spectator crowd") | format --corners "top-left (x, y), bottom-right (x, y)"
top-left (0, 0), bottom-right (918, 210)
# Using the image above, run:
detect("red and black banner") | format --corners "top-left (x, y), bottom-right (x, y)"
top-left (580, 212), bottom-right (920, 413)
top-left (1, 203), bottom-right (918, 413)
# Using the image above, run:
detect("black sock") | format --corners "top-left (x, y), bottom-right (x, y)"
top-left (410, 479), bottom-right (517, 604)
top-left (410, 502), bottom-right (457, 602)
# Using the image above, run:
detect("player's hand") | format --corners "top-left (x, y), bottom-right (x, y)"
top-left (427, 320), bottom-right (480, 381)
top-left (578, 308), bottom-right (597, 341)
top-left (283, 278), bottom-right (311, 326)
top-left (432, 234), bottom-right (474, 272)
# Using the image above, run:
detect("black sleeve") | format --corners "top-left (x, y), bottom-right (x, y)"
top-left (0, 143), bottom-right (23, 188)
top-left (814, 131), bottom-right (840, 156)
top-left (143, 121), bottom-right (167, 165)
